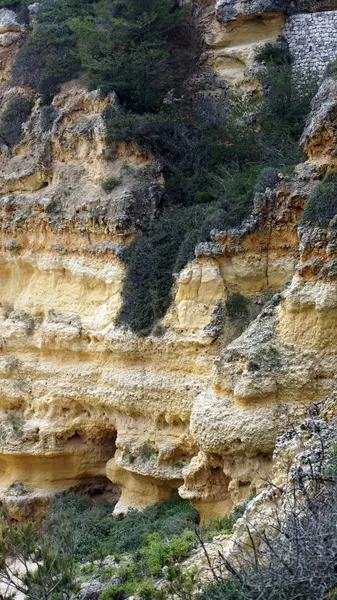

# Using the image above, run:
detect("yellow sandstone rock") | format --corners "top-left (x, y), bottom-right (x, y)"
top-left (0, 3), bottom-right (337, 525)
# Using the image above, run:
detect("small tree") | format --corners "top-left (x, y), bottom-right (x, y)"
top-left (70, 0), bottom-right (186, 112)
top-left (0, 507), bottom-right (78, 600)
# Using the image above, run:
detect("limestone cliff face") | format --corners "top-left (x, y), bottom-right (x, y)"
top-left (1, 3), bottom-right (337, 523)
top-left (185, 396), bottom-right (337, 576)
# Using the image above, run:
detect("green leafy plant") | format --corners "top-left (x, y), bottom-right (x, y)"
top-left (0, 507), bottom-right (78, 600)
top-left (302, 171), bottom-right (337, 227)
top-left (40, 105), bottom-right (56, 132)
top-left (141, 530), bottom-right (195, 576)
top-left (100, 584), bottom-right (125, 600)
top-left (44, 495), bottom-right (198, 560)
top-left (101, 177), bottom-right (121, 193)
top-left (202, 504), bottom-right (247, 541)
top-left (249, 345), bottom-right (282, 372)
top-left (139, 443), bottom-right (158, 461)
top-left (253, 167), bottom-right (280, 195)
top-left (12, 0), bottom-right (82, 103)
top-left (70, 0), bottom-right (186, 113)
top-left (162, 564), bottom-right (198, 600)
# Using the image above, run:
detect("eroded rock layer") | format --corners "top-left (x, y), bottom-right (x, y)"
top-left (0, 2), bottom-right (337, 523)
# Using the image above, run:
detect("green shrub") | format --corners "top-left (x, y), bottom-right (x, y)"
top-left (13, 0), bottom-right (188, 110)
top-left (70, 0), bottom-right (186, 112)
top-left (0, 508), bottom-right (78, 600)
top-left (44, 495), bottom-right (198, 561)
top-left (249, 345), bottom-right (282, 371)
top-left (255, 41), bottom-right (291, 67)
top-left (301, 171), bottom-right (337, 227)
top-left (0, 0), bottom-right (18, 5)
top-left (202, 504), bottom-right (246, 541)
top-left (162, 564), bottom-right (197, 600)
top-left (0, 95), bottom-right (33, 149)
top-left (139, 443), bottom-right (158, 461)
top-left (100, 585), bottom-right (125, 600)
top-left (255, 42), bottom-right (318, 167)
top-left (325, 59), bottom-right (337, 79)
top-left (40, 105), bottom-right (56, 132)
top-left (12, 0), bottom-right (81, 103)
top-left (141, 530), bottom-right (195, 576)
top-left (137, 579), bottom-right (167, 600)
top-left (254, 167), bottom-right (280, 195)
top-left (101, 177), bottom-right (121, 193)
top-left (104, 109), bottom-right (232, 206)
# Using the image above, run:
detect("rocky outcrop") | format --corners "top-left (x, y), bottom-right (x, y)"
top-left (215, 0), bottom-right (288, 24)
top-left (202, 3), bottom-right (285, 83)
top-left (186, 396), bottom-right (337, 575)
top-left (216, 0), bottom-right (337, 24)
top-left (182, 217), bottom-right (337, 520)
top-left (0, 8), bottom-right (25, 86)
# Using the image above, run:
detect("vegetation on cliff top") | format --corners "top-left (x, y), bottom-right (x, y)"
top-left (112, 46), bottom-right (317, 334)
top-left (302, 170), bottom-right (337, 227)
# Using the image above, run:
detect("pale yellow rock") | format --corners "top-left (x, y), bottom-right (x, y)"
top-left (278, 278), bottom-right (337, 351)
top-left (203, 10), bottom-right (286, 83)
top-left (106, 458), bottom-right (181, 516)
top-left (0, 254), bottom-right (124, 330)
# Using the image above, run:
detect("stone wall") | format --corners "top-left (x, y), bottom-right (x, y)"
top-left (284, 11), bottom-right (337, 74)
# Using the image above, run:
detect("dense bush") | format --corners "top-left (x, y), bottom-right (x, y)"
top-left (0, 507), bottom-right (78, 600)
top-left (0, 94), bottom-right (33, 149)
top-left (44, 494), bottom-right (199, 561)
top-left (70, 0), bottom-right (186, 112)
top-left (325, 58), bottom-right (337, 79)
top-left (301, 171), bottom-right (337, 227)
top-left (254, 42), bottom-right (318, 167)
top-left (101, 177), bottom-right (121, 193)
top-left (253, 167), bottom-right (280, 195)
top-left (40, 104), bottom-right (57, 132)
top-left (12, 0), bottom-right (82, 102)
top-left (12, 0), bottom-right (186, 108)
top-left (141, 530), bottom-right (195, 576)
top-left (0, 0), bottom-right (18, 6)
top-left (201, 491), bottom-right (337, 600)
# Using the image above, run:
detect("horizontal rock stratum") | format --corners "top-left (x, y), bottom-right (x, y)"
top-left (1, 1), bottom-right (337, 523)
